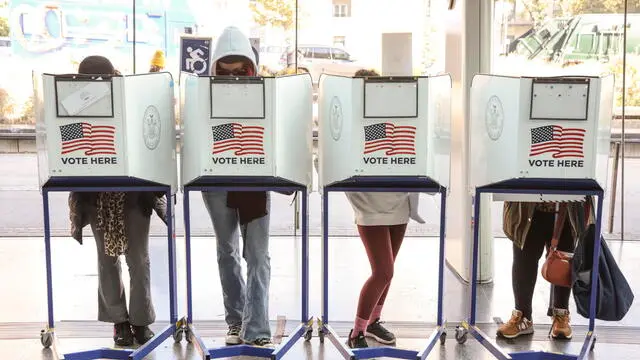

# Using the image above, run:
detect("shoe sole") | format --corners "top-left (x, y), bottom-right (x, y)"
top-left (226, 336), bottom-right (243, 345)
top-left (551, 332), bottom-right (572, 340)
top-left (365, 332), bottom-right (396, 345)
top-left (496, 328), bottom-right (534, 339)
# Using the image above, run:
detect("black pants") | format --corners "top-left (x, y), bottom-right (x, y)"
top-left (512, 210), bottom-right (573, 321)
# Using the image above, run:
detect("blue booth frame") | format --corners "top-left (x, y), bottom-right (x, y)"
top-left (39, 177), bottom-right (179, 360)
top-left (179, 176), bottom-right (312, 360)
top-left (319, 176), bottom-right (448, 360)
top-left (458, 178), bottom-right (604, 360)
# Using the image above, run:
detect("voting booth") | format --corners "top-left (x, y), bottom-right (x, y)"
top-left (180, 72), bottom-right (313, 188)
top-left (178, 72), bottom-right (314, 359)
top-left (469, 74), bottom-right (614, 201)
top-left (318, 74), bottom-right (451, 189)
top-left (34, 72), bottom-right (178, 192)
top-left (459, 74), bottom-right (615, 359)
top-left (317, 74), bottom-right (452, 360)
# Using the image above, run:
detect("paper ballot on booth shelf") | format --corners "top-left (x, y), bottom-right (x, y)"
top-left (60, 82), bottom-right (111, 116)
top-left (211, 82), bottom-right (264, 118)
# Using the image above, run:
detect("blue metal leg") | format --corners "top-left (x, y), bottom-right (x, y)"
top-left (130, 324), bottom-right (175, 360)
top-left (301, 188), bottom-right (309, 323)
top-left (167, 189), bottom-right (178, 324)
top-left (65, 349), bottom-right (133, 360)
top-left (416, 188), bottom-right (448, 360)
top-left (470, 189), bottom-right (481, 324)
top-left (187, 324), bottom-right (211, 360)
top-left (578, 192), bottom-right (604, 359)
top-left (270, 188), bottom-right (310, 360)
top-left (437, 188), bottom-right (447, 327)
top-left (43, 189), bottom-right (54, 330)
top-left (184, 189), bottom-right (193, 324)
top-left (323, 323), bottom-right (355, 360)
top-left (466, 189), bottom-right (512, 360)
top-left (322, 189), bottom-right (329, 325)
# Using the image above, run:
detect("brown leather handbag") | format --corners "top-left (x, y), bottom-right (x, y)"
top-left (541, 203), bottom-right (573, 288)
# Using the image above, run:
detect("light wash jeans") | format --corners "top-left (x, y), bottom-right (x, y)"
top-left (202, 191), bottom-right (271, 342)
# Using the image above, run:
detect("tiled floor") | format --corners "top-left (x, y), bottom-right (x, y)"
top-left (0, 235), bottom-right (639, 359)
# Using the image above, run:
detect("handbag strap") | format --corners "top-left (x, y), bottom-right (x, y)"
top-left (551, 202), bottom-right (568, 251)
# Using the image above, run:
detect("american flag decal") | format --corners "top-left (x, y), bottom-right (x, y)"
top-left (530, 125), bottom-right (585, 158)
top-left (364, 122), bottom-right (416, 155)
top-left (212, 123), bottom-right (265, 156)
top-left (60, 122), bottom-right (116, 155)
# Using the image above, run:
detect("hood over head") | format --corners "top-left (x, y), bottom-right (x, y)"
top-left (211, 26), bottom-right (257, 75)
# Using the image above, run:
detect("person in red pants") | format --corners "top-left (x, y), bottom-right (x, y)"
top-left (345, 69), bottom-right (425, 349)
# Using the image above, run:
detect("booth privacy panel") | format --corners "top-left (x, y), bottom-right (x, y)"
top-left (318, 75), bottom-right (357, 188)
top-left (319, 74), bottom-right (452, 188)
top-left (180, 74), bottom-right (313, 186)
top-left (123, 73), bottom-right (178, 192)
top-left (274, 74), bottom-right (314, 188)
top-left (36, 73), bottom-right (177, 191)
top-left (469, 74), bottom-right (614, 192)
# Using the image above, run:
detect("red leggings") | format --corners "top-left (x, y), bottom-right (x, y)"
top-left (355, 224), bottom-right (407, 320)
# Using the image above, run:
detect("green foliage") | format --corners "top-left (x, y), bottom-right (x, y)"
top-left (0, 17), bottom-right (9, 37)
top-left (249, 0), bottom-right (295, 31)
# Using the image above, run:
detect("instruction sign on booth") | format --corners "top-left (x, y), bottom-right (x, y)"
top-left (180, 73), bottom-right (313, 187)
top-left (469, 74), bottom-right (614, 200)
top-left (35, 72), bottom-right (178, 192)
top-left (318, 74), bottom-right (452, 188)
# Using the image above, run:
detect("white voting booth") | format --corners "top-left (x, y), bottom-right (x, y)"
top-left (469, 74), bottom-right (614, 201)
top-left (35, 72), bottom-right (178, 192)
top-left (318, 74), bottom-right (451, 187)
top-left (180, 73), bottom-right (313, 187)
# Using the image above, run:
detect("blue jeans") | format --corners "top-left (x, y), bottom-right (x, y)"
top-left (202, 191), bottom-right (271, 342)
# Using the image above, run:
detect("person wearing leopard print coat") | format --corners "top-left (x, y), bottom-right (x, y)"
top-left (67, 55), bottom-right (167, 347)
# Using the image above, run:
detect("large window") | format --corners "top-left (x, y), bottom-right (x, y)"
top-left (491, 0), bottom-right (638, 240)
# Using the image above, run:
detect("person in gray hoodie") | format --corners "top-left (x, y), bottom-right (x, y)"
top-left (201, 26), bottom-right (274, 348)
top-left (345, 69), bottom-right (425, 349)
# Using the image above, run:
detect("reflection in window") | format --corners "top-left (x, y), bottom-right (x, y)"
top-left (313, 47), bottom-right (332, 59)
top-left (333, 0), bottom-right (350, 18)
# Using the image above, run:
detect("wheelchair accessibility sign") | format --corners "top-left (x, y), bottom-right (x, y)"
top-left (180, 36), bottom-right (212, 75)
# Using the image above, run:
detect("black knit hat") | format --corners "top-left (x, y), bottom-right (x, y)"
top-left (78, 55), bottom-right (116, 75)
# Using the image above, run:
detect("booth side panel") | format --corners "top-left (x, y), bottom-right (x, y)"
top-left (469, 75), bottom-right (520, 189)
top-left (427, 75), bottom-right (452, 188)
top-left (595, 76), bottom-right (615, 190)
top-left (318, 75), bottom-right (356, 188)
top-left (35, 73), bottom-right (50, 188)
top-left (274, 74), bottom-right (314, 187)
top-left (180, 75), bottom-right (206, 186)
top-left (124, 73), bottom-right (178, 192)
top-left (43, 74), bottom-right (127, 178)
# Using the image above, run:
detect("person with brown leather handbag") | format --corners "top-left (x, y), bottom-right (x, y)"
top-left (498, 200), bottom-right (590, 341)
top-left (541, 203), bottom-right (573, 288)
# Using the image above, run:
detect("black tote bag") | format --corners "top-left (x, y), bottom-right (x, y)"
top-left (572, 224), bottom-right (634, 321)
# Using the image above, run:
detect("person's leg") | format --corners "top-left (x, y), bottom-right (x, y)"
top-left (370, 223), bottom-right (407, 321)
top-left (363, 223), bottom-right (407, 345)
top-left (549, 215), bottom-right (574, 339)
top-left (349, 225), bottom-right (394, 347)
top-left (202, 191), bottom-right (245, 344)
top-left (123, 203), bottom-right (155, 344)
top-left (498, 210), bottom-right (552, 338)
top-left (89, 212), bottom-right (131, 345)
top-left (239, 193), bottom-right (272, 346)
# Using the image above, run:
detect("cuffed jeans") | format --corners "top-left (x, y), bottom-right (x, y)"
top-left (202, 191), bottom-right (271, 342)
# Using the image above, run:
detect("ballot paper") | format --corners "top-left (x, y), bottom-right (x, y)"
top-left (60, 81), bottom-right (112, 116)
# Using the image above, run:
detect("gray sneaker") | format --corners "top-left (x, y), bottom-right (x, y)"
top-left (225, 324), bottom-right (242, 345)
top-left (248, 337), bottom-right (275, 348)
